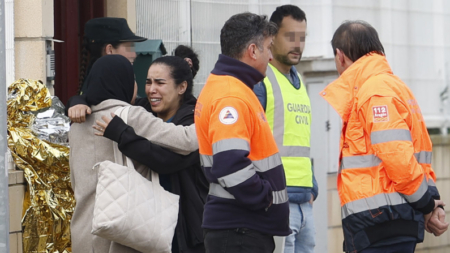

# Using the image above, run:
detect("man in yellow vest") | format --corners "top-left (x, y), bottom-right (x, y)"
top-left (254, 5), bottom-right (317, 253)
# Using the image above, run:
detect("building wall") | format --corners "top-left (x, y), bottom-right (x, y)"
top-left (8, 167), bottom-right (24, 253)
top-left (106, 0), bottom-right (136, 33)
top-left (5, 0), bottom-right (14, 88)
top-left (327, 136), bottom-right (450, 253)
top-left (14, 0), bottom-right (53, 93)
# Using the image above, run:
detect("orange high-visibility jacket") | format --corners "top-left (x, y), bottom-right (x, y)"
top-left (195, 54), bottom-right (291, 236)
top-left (321, 53), bottom-right (440, 252)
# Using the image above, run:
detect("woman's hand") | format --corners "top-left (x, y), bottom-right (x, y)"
top-left (93, 112), bottom-right (116, 136)
top-left (69, 104), bottom-right (92, 123)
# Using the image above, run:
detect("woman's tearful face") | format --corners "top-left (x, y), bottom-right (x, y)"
top-left (145, 63), bottom-right (185, 121)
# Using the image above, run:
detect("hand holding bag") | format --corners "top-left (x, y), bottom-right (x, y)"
top-left (91, 106), bottom-right (179, 253)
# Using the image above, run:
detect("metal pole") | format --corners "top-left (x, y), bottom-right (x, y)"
top-left (179, 0), bottom-right (191, 46)
top-left (0, 0), bottom-right (10, 251)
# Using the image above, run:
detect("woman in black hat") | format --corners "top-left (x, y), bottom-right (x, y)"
top-left (77, 17), bottom-right (147, 95)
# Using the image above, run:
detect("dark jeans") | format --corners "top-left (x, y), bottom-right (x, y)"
top-left (203, 228), bottom-right (275, 253)
top-left (360, 241), bottom-right (416, 253)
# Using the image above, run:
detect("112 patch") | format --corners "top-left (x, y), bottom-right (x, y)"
top-left (372, 105), bottom-right (389, 122)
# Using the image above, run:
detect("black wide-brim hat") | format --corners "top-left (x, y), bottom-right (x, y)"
top-left (85, 17), bottom-right (147, 44)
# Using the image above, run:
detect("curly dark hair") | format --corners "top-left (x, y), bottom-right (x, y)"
top-left (174, 45), bottom-right (200, 78)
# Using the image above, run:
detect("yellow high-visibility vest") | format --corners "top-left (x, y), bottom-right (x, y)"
top-left (264, 64), bottom-right (312, 187)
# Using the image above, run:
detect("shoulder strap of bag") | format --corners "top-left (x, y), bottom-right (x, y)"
top-left (112, 106), bottom-right (161, 186)
top-left (112, 106), bottom-right (128, 167)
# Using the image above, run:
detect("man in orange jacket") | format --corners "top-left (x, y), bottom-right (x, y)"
top-left (195, 13), bottom-right (291, 253)
top-left (321, 21), bottom-right (448, 253)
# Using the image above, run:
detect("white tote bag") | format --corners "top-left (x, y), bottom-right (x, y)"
top-left (91, 106), bottom-right (180, 253)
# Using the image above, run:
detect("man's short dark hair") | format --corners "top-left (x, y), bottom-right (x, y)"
top-left (331, 20), bottom-right (385, 62)
top-left (270, 5), bottom-right (307, 28)
top-left (220, 12), bottom-right (277, 59)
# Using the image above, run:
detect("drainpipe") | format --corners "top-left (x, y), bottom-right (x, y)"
top-left (0, 0), bottom-right (11, 251)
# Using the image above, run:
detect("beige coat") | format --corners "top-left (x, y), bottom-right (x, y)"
top-left (69, 99), bottom-right (198, 253)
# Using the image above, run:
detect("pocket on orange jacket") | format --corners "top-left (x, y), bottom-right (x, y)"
top-left (346, 121), bottom-right (367, 154)
top-left (359, 174), bottom-right (373, 198)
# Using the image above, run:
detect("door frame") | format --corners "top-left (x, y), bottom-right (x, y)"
top-left (53, 0), bottom-right (105, 104)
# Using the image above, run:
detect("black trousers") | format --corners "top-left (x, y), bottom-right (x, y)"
top-left (203, 228), bottom-right (275, 253)
top-left (360, 241), bottom-right (416, 253)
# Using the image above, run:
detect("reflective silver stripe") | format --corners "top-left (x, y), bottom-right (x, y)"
top-left (200, 155), bottom-right (213, 167)
top-left (208, 183), bottom-right (288, 205)
top-left (202, 153), bottom-right (282, 173)
top-left (341, 154), bottom-right (381, 170)
top-left (414, 151), bottom-right (432, 164)
top-left (266, 66), bottom-right (285, 144)
top-left (209, 183), bottom-right (235, 199)
top-left (266, 67), bottom-right (310, 158)
top-left (253, 153), bottom-right (282, 172)
top-left (278, 146), bottom-right (310, 158)
top-left (340, 152), bottom-right (432, 170)
top-left (427, 178), bottom-right (436, 187)
top-left (217, 164), bottom-right (255, 188)
top-left (272, 189), bottom-right (289, 205)
top-left (341, 192), bottom-right (407, 219)
top-left (370, 129), bottom-right (412, 145)
top-left (402, 177), bottom-right (428, 203)
top-left (212, 138), bottom-right (250, 154)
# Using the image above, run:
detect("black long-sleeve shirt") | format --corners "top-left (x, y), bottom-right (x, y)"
top-left (103, 112), bottom-right (199, 174)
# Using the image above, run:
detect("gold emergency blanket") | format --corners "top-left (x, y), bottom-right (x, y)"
top-left (7, 79), bottom-right (74, 253)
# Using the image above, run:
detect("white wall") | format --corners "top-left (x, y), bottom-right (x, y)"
top-left (5, 0), bottom-right (14, 88)
top-left (136, 0), bottom-right (450, 129)
top-left (329, 0), bottom-right (450, 129)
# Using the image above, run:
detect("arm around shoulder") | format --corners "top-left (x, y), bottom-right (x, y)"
top-left (104, 115), bottom-right (200, 174)
top-left (126, 106), bottom-right (198, 155)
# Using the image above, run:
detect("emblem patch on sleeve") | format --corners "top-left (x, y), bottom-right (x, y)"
top-left (219, 107), bottom-right (238, 124)
top-left (372, 105), bottom-right (389, 122)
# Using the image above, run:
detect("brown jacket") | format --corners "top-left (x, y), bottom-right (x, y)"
top-left (69, 99), bottom-right (198, 253)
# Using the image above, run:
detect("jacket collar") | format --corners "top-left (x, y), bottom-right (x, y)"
top-left (172, 94), bottom-right (197, 125)
top-left (268, 63), bottom-right (301, 89)
top-left (211, 54), bottom-right (265, 89)
top-left (320, 53), bottom-right (392, 122)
